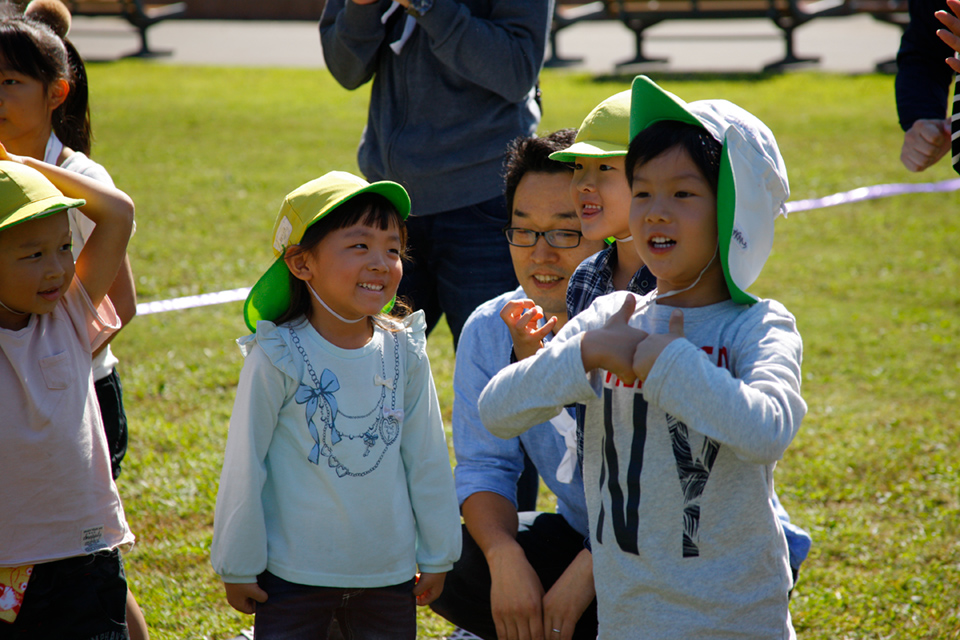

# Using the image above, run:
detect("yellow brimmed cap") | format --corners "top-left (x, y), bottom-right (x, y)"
top-left (549, 90), bottom-right (631, 162)
top-left (0, 161), bottom-right (84, 232)
top-left (243, 171), bottom-right (411, 332)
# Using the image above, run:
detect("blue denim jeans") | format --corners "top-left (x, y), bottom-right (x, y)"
top-left (0, 550), bottom-right (128, 640)
top-left (398, 195), bottom-right (518, 348)
top-left (254, 572), bottom-right (416, 640)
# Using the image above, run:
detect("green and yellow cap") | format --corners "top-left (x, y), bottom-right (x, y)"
top-left (0, 161), bottom-right (84, 232)
top-left (243, 171), bottom-right (411, 331)
top-left (549, 90), bottom-right (631, 162)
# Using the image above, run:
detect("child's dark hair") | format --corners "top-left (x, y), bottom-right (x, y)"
top-left (625, 120), bottom-right (722, 194)
top-left (275, 192), bottom-right (410, 330)
top-left (0, 3), bottom-right (92, 155)
top-left (503, 128), bottom-right (577, 219)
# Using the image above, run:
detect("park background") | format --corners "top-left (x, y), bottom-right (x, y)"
top-left (67, 16), bottom-right (960, 639)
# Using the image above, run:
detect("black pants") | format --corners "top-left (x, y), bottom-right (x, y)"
top-left (95, 369), bottom-right (129, 480)
top-left (431, 513), bottom-right (598, 640)
top-left (0, 550), bottom-right (128, 640)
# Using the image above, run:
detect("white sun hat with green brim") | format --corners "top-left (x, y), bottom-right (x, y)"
top-left (0, 160), bottom-right (85, 232)
top-left (629, 75), bottom-right (790, 306)
top-left (243, 171), bottom-right (411, 332)
top-left (549, 89), bottom-right (631, 162)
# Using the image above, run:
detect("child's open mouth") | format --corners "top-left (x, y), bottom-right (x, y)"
top-left (649, 236), bottom-right (676, 250)
top-left (38, 287), bottom-right (61, 301)
top-left (580, 203), bottom-right (602, 218)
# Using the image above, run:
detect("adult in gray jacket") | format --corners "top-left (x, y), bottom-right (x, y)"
top-left (320, 0), bottom-right (553, 346)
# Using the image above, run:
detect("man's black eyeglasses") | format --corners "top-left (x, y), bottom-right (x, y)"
top-left (504, 227), bottom-right (583, 249)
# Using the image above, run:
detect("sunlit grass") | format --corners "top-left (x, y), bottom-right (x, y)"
top-left (89, 62), bottom-right (960, 639)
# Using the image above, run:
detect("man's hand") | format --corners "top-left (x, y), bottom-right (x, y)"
top-left (414, 572), bottom-right (445, 607)
top-left (487, 542), bottom-right (546, 640)
top-left (900, 119), bottom-right (951, 172)
top-left (632, 308), bottom-right (685, 382)
top-left (541, 549), bottom-right (595, 640)
top-left (581, 296), bottom-right (647, 386)
top-left (500, 299), bottom-right (557, 361)
top-left (224, 582), bottom-right (268, 615)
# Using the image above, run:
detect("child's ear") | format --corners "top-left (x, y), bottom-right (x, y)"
top-left (47, 79), bottom-right (69, 111)
top-left (283, 245), bottom-right (312, 281)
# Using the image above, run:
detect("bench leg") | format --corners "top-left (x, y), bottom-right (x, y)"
top-left (126, 24), bottom-right (174, 58)
top-left (763, 21), bottom-right (819, 71)
top-left (545, 26), bottom-right (585, 68)
top-left (615, 19), bottom-right (668, 67)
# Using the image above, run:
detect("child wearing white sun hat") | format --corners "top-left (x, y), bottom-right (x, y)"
top-left (479, 76), bottom-right (805, 639)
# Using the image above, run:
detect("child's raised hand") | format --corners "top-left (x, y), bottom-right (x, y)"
top-left (0, 140), bottom-right (23, 164)
top-left (632, 309), bottom-right (685, 382)
top-left (500, 298), bottom-right (557, 361)
top-left (580, 295), bottom-right (648, 385)
top-left (223, 581), bottom-right (268, 615)
top-left (413, 571), bottom-right (446, 607)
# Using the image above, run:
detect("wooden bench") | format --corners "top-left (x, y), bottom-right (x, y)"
top-left (548, 1), bottom-right (608, 67)
top-left (63, 0), bottom-right (186, 57)
top-left (549, 0), bottom-right (907, 71)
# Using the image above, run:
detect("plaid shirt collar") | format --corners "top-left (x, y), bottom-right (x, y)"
top-left (566, 244), bottom-right (656, 318)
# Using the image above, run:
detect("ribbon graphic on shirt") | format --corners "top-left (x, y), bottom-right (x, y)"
top-left (295, 368), bottom-right (340, 464)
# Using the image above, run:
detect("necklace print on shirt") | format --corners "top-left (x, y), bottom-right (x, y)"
top-left (290, 327), bottom-right (403, 477)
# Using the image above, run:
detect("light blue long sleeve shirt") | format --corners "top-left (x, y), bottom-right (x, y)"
top-left (453, 288), bottom-right (590, 537)
top-left (211, 312), bottom-right (461, 587)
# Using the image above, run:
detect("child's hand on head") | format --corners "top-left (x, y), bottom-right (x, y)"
top-left (581, 295), bottom-right (648, 385)
top-left (632, 309), bottom-right (685, 382)
top-left (223, 581), bottom-right (268, 615)
top-left (500, 298), bottom-right (557, 361)
top-left (413, 572), bottom-right (445, 607)
top-left (0, 141), bottom-right (22, 164)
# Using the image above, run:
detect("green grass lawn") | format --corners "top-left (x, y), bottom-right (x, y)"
top-left (85, 63), bottom-right (960, 639)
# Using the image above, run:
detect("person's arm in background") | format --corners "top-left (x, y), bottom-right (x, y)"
top-left (65, 158), bottom-right (137, 356)
top-left (392, 0), bottom-right (553, 102)
top-left (319, 0), bottom-right (390, 90)
top-left (896, 0), bottom-right (955, 171)
top-left (92, 256), bottom-right (135, 358)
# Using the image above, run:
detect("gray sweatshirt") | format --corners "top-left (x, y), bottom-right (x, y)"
top-left (320, 0), bottom-right (551, 215)
top-left (480, 291), bottom-right (805, 639)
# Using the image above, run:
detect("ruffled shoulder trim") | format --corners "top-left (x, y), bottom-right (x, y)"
top-left (401, 310), bottom-right (427, 361)
top-left (237, 320), bottom-right (299, 379)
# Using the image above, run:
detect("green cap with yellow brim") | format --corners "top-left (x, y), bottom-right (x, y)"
top-left (0, 160), bottom-right (85, 232)
top-left (243, 171), bottom-right (411, 332)
top-left (549, 90), bottom-right (631, 162)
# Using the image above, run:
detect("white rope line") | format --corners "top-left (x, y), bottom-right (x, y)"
top-left (135, 178), bottom-right (960, 316)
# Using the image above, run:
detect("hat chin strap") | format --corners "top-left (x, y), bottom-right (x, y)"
top-left (654, 244), bottom-right (719, 304)
top-left (307, 283), bottom-right (367, 324)
top-left (0, 298), bottom-right (27, 316)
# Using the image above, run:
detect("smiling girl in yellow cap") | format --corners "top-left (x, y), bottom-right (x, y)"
top-left (211, 171), bottom-right (461, 640)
